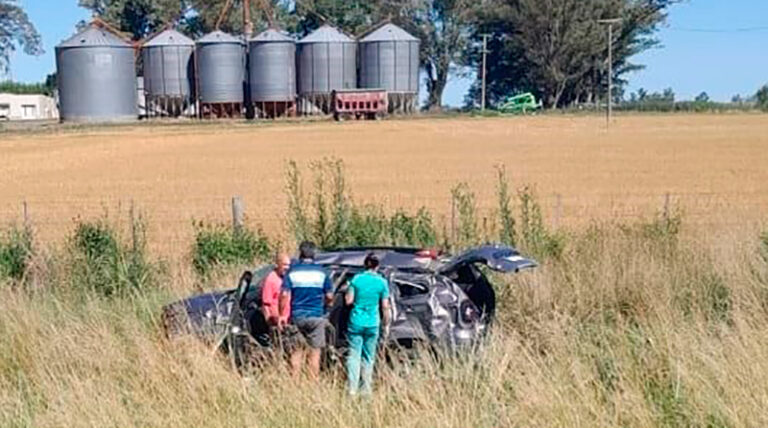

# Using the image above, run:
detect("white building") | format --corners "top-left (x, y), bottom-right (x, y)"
top-left (0, 93), bottom-right (59, 121)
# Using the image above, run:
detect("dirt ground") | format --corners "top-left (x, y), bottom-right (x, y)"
top-left (1, 114), bottom-right (767, 255)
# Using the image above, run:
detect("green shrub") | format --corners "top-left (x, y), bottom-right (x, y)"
top-left (518, 185), bottom-right (565, 260)
top-left (0, 225), bottom-right (33, 282)
top-left (286, 159), bottom-right (438, 250)
top-left (389, 208), bottom-right (437, 247)
top-left (192, 221), bottom-right (271, 277)
top-left (68, 215), bottom-right (159, 297)
top-left (346, 205), bottom-right (388, 247)
top-left (285, 160), bottom-right (310, 244)
top-left (495, 165), bottom-right (516, 247)
top-left (451, 183), bottom-right (479, 249)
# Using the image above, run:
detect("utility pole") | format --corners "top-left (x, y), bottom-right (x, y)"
top-left (244, 0), bottom-right (254, 38)
top-left (480, 33), bottom-right (491, 111)
top-left (598, 18), bottom-right (620, 128)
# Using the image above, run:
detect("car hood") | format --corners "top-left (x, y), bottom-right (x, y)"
top-left (170, 289), bottom-right (235, 323)
top-left (439, 244), bottom-right (537, 274)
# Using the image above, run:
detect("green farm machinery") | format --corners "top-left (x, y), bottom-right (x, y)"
top-left (498, 92), bottom-right (542, 114)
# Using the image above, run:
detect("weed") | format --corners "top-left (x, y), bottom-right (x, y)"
top-left (0, 225), bottom-right (33, 283)
top-left (285, 160), bottom-right (310, 244)
top-left (518, 185), bottom-right (565, 260)
top-left (495, 164), bottom-right (516, 247)
top-left (451, 182), bottom-right (479, 249)
top-left (67, 215), bottom-right (159, 297)
top-left (389, 207), bottom-right (437, 247)
top-left (192, 221), bottom-right (271, 278)
top-left (347, 205), bottom-right (388, 246)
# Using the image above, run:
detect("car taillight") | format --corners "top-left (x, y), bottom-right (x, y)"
top-left (415, 248), bottom-right (439, 259)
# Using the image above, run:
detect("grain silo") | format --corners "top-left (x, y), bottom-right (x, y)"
top-left (196, 30), bottom-right (245, 118)
top-left (142, 29), bottom-right (195, 118)
top-left (359, 23), bottom-right (420, 114)
top-left (248, 29), bottom-right (296, 118)
top-left (296, 25), bottom-right (357, 115)
top-left (55, 26), bottom-right (138, 123)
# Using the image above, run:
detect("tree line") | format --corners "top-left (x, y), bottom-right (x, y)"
top-left (70, 0), bottom-right (681, 110)
top-left (3, 0), bottom-right (768, 112)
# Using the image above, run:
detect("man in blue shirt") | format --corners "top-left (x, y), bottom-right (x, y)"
top-left (279, 241), bottom-right (333, 378)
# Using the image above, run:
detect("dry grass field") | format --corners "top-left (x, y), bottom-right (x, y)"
top-left (0, 115), bottom-right (768, 252)
top-left (3, 113), bottom-right (768, 428)
top-left (1, 114), bottom-right (767, 253)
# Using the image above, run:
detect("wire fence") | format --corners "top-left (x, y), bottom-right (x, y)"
top-left (1, 191), bottom-right (766, 255)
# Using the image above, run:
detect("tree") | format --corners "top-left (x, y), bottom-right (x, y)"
top-left (756, 85), bottom-right (768, 111)
top-left (409, 0), bottom-right (475, 111)
top-left (0, 0), bottom-right (42, 73)
top-left (79, 0), bottom-right (294, 39)
top-left (78, 0), bottom-right (184, 40)
top-left (465, 0), bottom-right (675, 109)
top-left (694, 91), bottom-right (709, 103)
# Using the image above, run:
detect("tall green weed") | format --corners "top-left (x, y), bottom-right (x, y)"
top-left (67, 214), bottom-right (160, 297)
top-left (0, 225), bottom-right (33, 283)
top-left (191, 221), bottom-right (271, 278)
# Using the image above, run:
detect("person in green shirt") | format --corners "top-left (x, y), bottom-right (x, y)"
top-left (345, 253), bottom-right (391, 396)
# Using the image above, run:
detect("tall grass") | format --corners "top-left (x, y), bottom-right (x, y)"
top-left (2, 218), bottom-right (768, 427)
top-left (2, 164), bottom-right (768, 427)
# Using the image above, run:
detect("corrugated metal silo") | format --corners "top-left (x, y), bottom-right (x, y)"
top-left (359, 23), bottom-right (420, 113)
top-left (196, 31), bottom-right (245, 117)
top-left (55, 26), bottom-right (138, 122)
top-left (296, 25), bottom-right (356, 114)
top-left (248, 29), bottom-right (296, 118)
top-left (142, 29), bottom-right (195, 117)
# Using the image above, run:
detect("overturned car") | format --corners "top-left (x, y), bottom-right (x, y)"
top-left (162, 245), bottom-right (537, 363)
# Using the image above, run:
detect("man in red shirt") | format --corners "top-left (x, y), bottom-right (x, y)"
top-left (261, 253), bottom-right (291, 327)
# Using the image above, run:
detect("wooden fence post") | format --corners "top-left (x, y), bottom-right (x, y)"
top-left (22, 200), bottom-right (29, 229)
top-left (450, 197), bottom-right (457, 250)
top-left (553, 194), bottom-right (562, 230)
top-left (232, 196), bottom-right (244, 233)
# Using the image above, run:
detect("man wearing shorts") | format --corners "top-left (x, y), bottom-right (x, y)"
top-left (279, 241), bottom-right (333, 378)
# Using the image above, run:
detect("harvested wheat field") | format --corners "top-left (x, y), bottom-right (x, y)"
top-left (1, 114), bottom-right (767, 253)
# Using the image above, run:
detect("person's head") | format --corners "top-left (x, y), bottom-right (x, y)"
top-left (363, 253), bottom-right (380, 271)
top-left (298, 241), bottom-right (316, 261)
top-left (274, 253), bottom-right (291, 276)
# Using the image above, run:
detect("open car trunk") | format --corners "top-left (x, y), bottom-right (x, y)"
top-left (439, 245), bottom-right (537, 321)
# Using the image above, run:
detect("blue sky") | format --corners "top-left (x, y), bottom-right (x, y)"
top-left (7, 0), bottom-right (768, 103)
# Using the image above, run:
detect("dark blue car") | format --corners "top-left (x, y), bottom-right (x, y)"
top-left (162, 245), bottom-right (537, 365)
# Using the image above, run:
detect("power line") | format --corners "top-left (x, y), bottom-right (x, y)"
top-left (668, 26), bottom-right (768, 33)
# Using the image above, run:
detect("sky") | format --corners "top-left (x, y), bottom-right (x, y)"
top-left (7, 0), bottom-right (768, 104)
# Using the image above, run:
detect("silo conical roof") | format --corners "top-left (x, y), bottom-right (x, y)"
top-left (299, 25), bottom-right (354, 43)
top-left (197, 30), bottom-right (243, 44)
top-left (144, 29), bottom-right (194, 47)
top-left (57, 26), bottom-right (131, 48)
top-left (250, 28), bottom-right (295, 42)
top-left (361, 23), bottom-right (419, 42)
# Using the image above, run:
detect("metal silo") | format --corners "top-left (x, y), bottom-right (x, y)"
top-left (142, 29), bottom-right (195, 117)
top-left (248, 29), bottom-right (296, 118)
top-left (296, 25), bottom-right (356, 115)
top-left (196, 30), bottom-right (245, 118)
top-left (55, 26), bottom-right (138, 123)
top-left (359, 23), bottom-right (420, 114)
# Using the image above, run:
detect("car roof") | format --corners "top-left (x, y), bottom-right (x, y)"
top-left (314, 247), bottom-right (437, 271)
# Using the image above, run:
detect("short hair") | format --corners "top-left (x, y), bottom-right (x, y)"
top-left (299, 241), bottom-right (316, 260)
top-left (364, 253), bottom-right (380, 270)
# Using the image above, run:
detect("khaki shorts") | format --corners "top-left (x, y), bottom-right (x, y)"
top-left (284, 317), bottom-right (327, 350)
